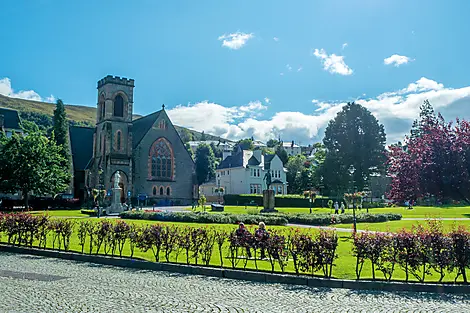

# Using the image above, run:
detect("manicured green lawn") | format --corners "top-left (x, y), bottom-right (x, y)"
top-left (193, 205), bottom-right (470, 218)
top-left (29, 209), bottom-right (88, 217)
top-left (1, 215), bottom-right (465, 283)
top-left (334, 219), bottom-right (470, 233)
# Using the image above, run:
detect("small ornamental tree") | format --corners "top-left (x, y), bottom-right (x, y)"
top-left (113, 220), bottom-right (130, 257)
top-left (78, 220), bottom-right (90, 253)
top-left (214, 229), bottom-right (228, 267)
top-left (449, 226), bottom-right (470, 283)
top-left (395, 229), bottom-right (422, 282)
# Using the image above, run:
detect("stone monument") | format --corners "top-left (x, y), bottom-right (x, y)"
top-left (108, 171), bottom-right (124, 214)
top-left (260, 171), bottom-right (277, 213)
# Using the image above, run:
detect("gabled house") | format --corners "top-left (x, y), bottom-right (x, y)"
top-left (0, 107), bottom-right (23, 137)
top-left (216, 149), bottom-right (287, 195)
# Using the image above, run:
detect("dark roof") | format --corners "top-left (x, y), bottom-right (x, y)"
top-left (69, 126), bottom-right (94, 171)
top-left (264, 154), bottom-right (276, 170)
top-left (0, 107), bottom-right (21, 130)
top-left (247, 156), bottom-right (260, 166)
top-left (272, 179), bottom-right (284, 184)
top-left (218, 151), bottom-right (244, 169)
top-left (132, 111), bottom-right (162, 149)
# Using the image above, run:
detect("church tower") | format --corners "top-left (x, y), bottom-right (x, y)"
top-left (91, 75), bottom-right (134, 199)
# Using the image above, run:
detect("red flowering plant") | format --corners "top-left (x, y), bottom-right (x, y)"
top-left (425, 220), bottom-right (454, 282)
top-left (315, 230), bottom-right (338, 278)
top-left (201, 227), bottom-right (216, 266)
top-left (449, 225), bottom-right (470, 283)
top-left (287, 229), bottom-right (310, 275)
top-left (161, 225), bottom-right (179, 262)
top-left (266, 231), bottom-right (287, 273)
top-left (113, 220), bottom-right (131, 257)
top-left (93, 220), bottom-right (113, 255)
top-left (214, 229), bottom-right (228, 267)
top-left (395, 228), bottom-right (422, 282)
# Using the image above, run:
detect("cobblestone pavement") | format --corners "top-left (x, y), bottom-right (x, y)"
top-left (1, 253), bottom-right (470, 313)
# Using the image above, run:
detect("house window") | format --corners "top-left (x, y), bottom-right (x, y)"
top-left (250, 184), bottom-right (262, 194)
top-left (149, 138), bottom-right (174, 180)
top-left (114, 95), bottom-right (124, 117)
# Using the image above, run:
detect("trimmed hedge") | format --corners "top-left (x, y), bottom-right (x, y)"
top-left (223, 194), bottom-right (339, 208)
top-left (80, 209), bottom-right (97, 216)
top-left (269, 213), bottom-right (402, 226)
top-left (119, 211), bottom-right (288, 226)
top-left (120, 211), bottom-right (401, 227)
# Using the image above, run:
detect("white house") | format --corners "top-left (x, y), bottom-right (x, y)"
top-left (282, 141), bottom-right (302, 156)
top-left (216, 149), bottom-right (287, 195)
top-left (187, 140), bottom-right (234, 159)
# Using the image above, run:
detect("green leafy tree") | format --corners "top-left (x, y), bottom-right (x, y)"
top-left (233, 138), bottom-right (254, 152)
top-left (195, 143), bottom-right (216, 185)
top-left (185, 143), bottom-right (194, 159)
top-left (0, 131), bottom-right (71, 208)
top-left (275, 145), bottom-right (289, 165)
top-left (286, 155), bottom-right (314, 194)
top-left (266, 139), bottom-right (279, 148)
top-left (321, 102), bottom-right (386, 195)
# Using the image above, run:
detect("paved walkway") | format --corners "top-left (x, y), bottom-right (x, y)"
top-left (1, 253), bottom-right (469, 312)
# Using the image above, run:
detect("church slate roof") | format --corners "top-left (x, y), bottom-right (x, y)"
top-left (132, 111), bottom-right (162, 149)
top-left (0, 107), bottom-right (21, 130)
top-left (69, 126), bottom-right (94, 171)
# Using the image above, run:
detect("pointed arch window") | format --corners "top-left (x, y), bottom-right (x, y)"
top-left (152, 186), bottom-right (157, 196)
top-left (149, 138), bottom-right (174, 180)
top-left (160, 187), bottom-right (164, 195)
top-left (116, 131), bottom-right (122, 151)
top-left (114, 95), bottom-right (124, 117)
top-left (166, 187), bottom-right (171, 196)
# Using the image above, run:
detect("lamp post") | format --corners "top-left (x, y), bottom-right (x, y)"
top-left (348, 165), bottom-right (357, 233)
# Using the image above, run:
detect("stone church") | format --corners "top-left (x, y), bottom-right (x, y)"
top-left (70, 75), bottom-right (197, 206)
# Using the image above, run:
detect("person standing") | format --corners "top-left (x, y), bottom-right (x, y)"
top-left (340, 202), bottom-right (345, 214)
top-left (334, 201), bottom-right (339, 214)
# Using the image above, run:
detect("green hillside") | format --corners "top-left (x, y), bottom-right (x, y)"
top-left (0, 94), bottom-right (231, 142)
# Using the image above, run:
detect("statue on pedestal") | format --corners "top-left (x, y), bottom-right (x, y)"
top-left (114, 171), bottom-right (121, 189)
top-left (263, 170), bottom-right (272, 190)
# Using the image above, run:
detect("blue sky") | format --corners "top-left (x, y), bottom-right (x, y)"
top-left (1, 0), bottom-right (470, 144)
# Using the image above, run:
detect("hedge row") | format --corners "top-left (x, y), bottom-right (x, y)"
top-left (119, 211), bottom-right (401, 226)
top-left (119, 211), bottom-right (289, 226)
top-left (223, 194), bottom-right (385, 208)
top-left (0, 212), bottom-right (338, 277)
top-left (275, 213), bottom-right (402, 226)
top-left (353, 221), bottom-right (470, 283)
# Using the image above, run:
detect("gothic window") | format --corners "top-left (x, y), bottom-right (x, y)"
top-left (149, 138), bottom-right (174, 180)
top-left (158, 120), bottom-right (167, 130)
top-left (153, 186), bottom-right (157, 196)
top-left (114, 95), bottom-right (124, 117)
top-left (160, 187), bottom-right (164, 195)
top-left (101, 103), bottom-right (105, 119)
top-left (116, 131), bottom-right (122, 151)
top-left (166, 187), bottom-right (171, 196)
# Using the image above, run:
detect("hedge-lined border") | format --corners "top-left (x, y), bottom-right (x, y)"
top-left (2, 244), bottom-right (469, 295)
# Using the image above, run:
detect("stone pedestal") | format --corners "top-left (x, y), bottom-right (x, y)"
top-left (107, 187), bottom-right (124, 214)
top-left (260, 189), bottom-right (277, 213)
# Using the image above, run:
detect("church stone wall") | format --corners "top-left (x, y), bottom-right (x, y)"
top-left (133, 113), bottom-right (195, 205)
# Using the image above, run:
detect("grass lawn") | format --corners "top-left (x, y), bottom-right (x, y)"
top-left (28, 209), bottom-right (88, 217)
top-left (1, 215), bottom-right (465, 284)
top-left (333, 219), bottom-right (470, 233)
top-left (192, 205), bottom-right (470, 218)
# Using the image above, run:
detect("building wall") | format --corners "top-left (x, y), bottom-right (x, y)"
top-left (284, 146), bottom-right (302, 156)
top-left (133, 112), bottom-right (195, 204)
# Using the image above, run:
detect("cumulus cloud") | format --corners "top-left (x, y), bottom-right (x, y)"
top-left (342, 43), bottom-right (348, 49)
top-left (384, 54), bottom-right (413, 67)
top-left (167, 77), bottom-right (470, 145)
top-left (297, 66), bottom-right (303, 72)
top-left (218, 32), bottom-right (254, 50)
top-left (313, 48), bottom-right (353, 75)
top-left (46, 95), bottom-right (56, 103)
top-left (0, 77), bottom-right (42, 101)
top-left (264, 97), bottom-right (270, 104)
top-left (273, 37), bottom-right (279, 42)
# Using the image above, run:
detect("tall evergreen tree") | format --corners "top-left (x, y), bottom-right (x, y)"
top-left (195, 143), bottom-right (216, 185)
top-left (321, 102), bottom-right (386, 194)
top-left (52, 99), bottom-right (71, 172)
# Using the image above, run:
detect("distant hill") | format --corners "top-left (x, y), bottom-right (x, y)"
top-left (0, 94), bottom-right (231, 142)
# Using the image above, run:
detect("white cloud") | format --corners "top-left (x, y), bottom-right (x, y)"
top-left (342, 43), bottom-right (348, 49)
top-left (46, 95), bottom-right (56, 103)
top-left (297, 66), bottom-right (303, 72)
top-left (280, 73), bottom-right (284, 76)
top-left (286, 64), bottom-right (292, 71)
top-left (313, 48), bottom-right (353, 75)
top-left (264, 97), bottom-right (270, 104)
top-left (384, 54), bottom-right (413, 67)
top-left (167, 77), bottom-right (470, 145)
top-left (273, 37), bottom-right (279, 42)
top-left (0, 77), bottom-right (42, 101)
top-left (218, 32), bottom-right (254, 50)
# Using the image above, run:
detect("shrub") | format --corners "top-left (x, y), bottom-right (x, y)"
top-left (449, 226), bottom-right (470, 283)
top-left (120, 211), bottom-right (288, 226)
top-left (80, 209), bottom-right (96, 216)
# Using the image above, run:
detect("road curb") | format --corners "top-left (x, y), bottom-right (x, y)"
top-left (1, 244), bottom-right (469, 294)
